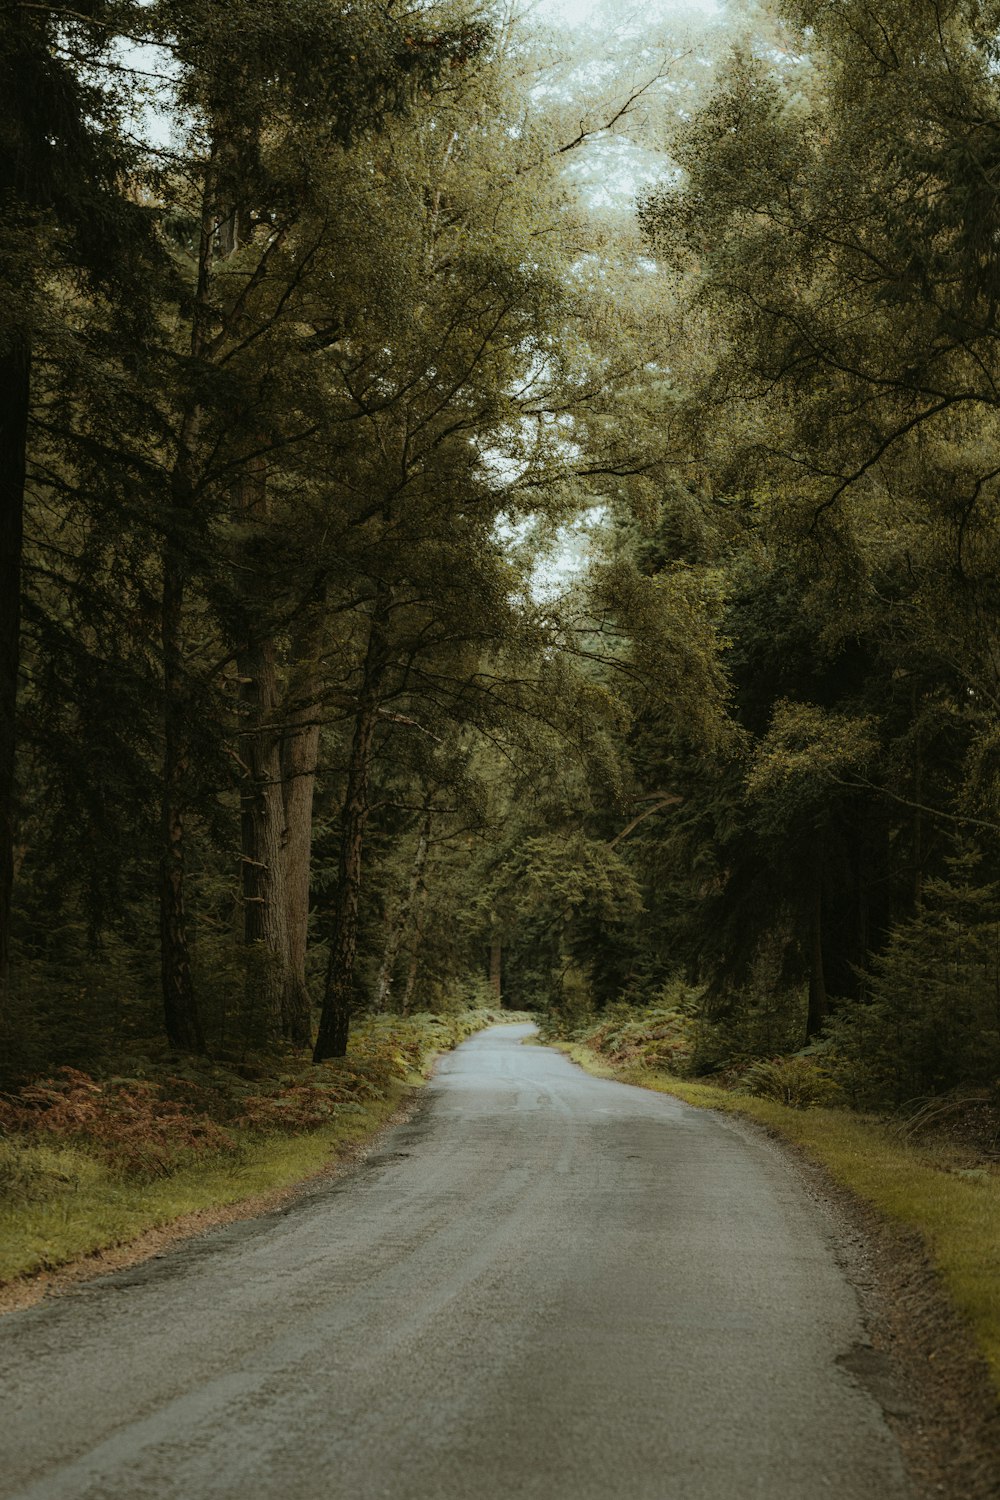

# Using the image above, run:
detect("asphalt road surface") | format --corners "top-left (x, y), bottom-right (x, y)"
top-left (0, 1024), bottom-right (914, 1499)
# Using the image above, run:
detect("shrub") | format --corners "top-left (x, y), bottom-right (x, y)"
top-left (0, 1068), bottom-right (237, 1178)
top-left (234, 1011), bottom-right (504, 1135)
top-left (589, 1005), bottom-right (696, 1073)
top-left (826, 857), bottom-right (1000, 1108)
top-left (737, 1055), bottom-right (841, 1109)
top-left (547, 988), bottom-right (701, 1073)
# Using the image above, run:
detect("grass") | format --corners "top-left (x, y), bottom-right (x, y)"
top-left (0, 1009), bottom-right (511, 1288)
top-left (0, 1091), bottom-right (400, 1284)
top-left (555, 1041), bottom-right (1000, 1393)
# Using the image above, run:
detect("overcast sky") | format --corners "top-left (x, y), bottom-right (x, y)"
top-left (534, 0), bottom-right (721, 23)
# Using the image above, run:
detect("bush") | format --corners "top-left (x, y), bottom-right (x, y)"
top-left (236, 1010), bottom-right (504, 1134)
top-left (0, 1068), bottom-right (237, 1178)
top-left (689, 987), bottom-right (808, 1074)
top-left (826, 858), bottom-right (1000, 1107)
top-left (547, 986), bottom-right (701, 1073)
top-left (589, 1005), bottom-right (696, 1073)
top-left (555, 965), bottom-right (598, 1031)
top-left (736, 1055), bottom-right (840, 1109)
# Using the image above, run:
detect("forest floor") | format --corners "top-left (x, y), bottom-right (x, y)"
top-left (0, 1008), bottom-right (515, 1310)
top-left (552, 1037), bottom-right (1000, 1500)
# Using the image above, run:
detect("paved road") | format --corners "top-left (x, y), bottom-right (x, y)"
top-left (0, 1024), bottom-right (913, 1499)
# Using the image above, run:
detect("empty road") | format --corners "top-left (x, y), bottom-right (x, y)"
top-left (0, 1024), bottom-right (913, 1498)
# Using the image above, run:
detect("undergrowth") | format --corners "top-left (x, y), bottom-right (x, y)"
top-left (0, 1008), bottom-right (507, 1285)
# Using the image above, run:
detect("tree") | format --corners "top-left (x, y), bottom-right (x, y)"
top-left (614, 0), bottom-right (1000, 1070)
top-left (143, 0), bottom-right (491, 1050)
top-left (0, 0), bottom-right (157, 1050)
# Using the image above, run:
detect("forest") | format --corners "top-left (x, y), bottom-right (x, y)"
top-left (1, 0), bottom-right (999, 1123)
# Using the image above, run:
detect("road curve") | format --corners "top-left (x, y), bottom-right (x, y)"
top-left (0, 1024), bottom-right (913, 1499)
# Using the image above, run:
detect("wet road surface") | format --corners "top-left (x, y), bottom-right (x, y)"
top-left (0, 1024), bottom-right (913, 1498)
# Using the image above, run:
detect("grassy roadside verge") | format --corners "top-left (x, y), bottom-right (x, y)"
top-left (0, 1009), bottom-right (511, 1290)
top-left (554, 1040), bottom-right (1000, 1394)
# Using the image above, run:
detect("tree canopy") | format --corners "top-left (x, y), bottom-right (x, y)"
top-left (2, 0), bottom-right (997, 1114)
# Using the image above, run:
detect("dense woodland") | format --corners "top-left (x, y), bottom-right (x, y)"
top-left (1, 0), bottom-right (999, 1112)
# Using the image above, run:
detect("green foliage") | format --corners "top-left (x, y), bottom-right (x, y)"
top-left (826, 855), bottom-right (1000, 1107)
top-left (493, 832), bottom-right (644, 930)
top-left (0, 1068), bottom-right (237, 1180)
top-left (4, 0), bottom-right (1000, 1131)
top-left (736, 1056), bottom-right (841, 1110)
top-left (682, 926), bottom-right (811, 1072)
top-left (543, 985), bottom-right (701, 1074)
top-left (746, 702), bottom-right (878, 813)
top-left (586, 1001), bottom-right (697, 1074)
top-left (597, 0), bottom-right (1000, 1104)
top-left (548, 964), bottom-right (597, 1032)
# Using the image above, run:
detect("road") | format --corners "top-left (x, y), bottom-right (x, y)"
top-left (0, 1024), bottom-right (914, 1499)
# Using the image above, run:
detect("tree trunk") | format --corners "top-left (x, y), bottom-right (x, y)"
top-left (401, 876), bottom-right (431, 1015)
top-left (0, 338), bottom-right (30, 1050)
top-left (281, 711), bottom-right (320, 1043)
top-left (313, 696), bottom-right (379, 1058)
top-left (237, 628), bottom-right (292, 1044)
top-left (313, 590), bottom-right (390, 1061)
top-left (279, 600), bottom-right (326, 1046)
top-left (374, 809), bottom-right (431, 1012)
top-left (489, 940), bottom-right (502, 1003)
top-left (805, 864), bottom-right (827, 1040)
top-left (159, 486), bottom-right (205, 1054)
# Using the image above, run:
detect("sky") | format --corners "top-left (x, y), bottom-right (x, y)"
top-left (505, 0), bottom-right (726, 592)
top-left (536, 0), bottom-right (721, 23)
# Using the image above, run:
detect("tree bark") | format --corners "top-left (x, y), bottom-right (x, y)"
top-left (281, 714), bottom-right (319, 1044)
top-left (313, 589), bottom-right (390, 1061)
top-left (374, 808), bottom-right (431, 1012)
top-left (279, 599), bottom-right (326, 1046)
top-left (401, 876), bottom-right (431, 1015)
top-left (237, 628), bottom-right (293, 1044)
top-left (0, 338), bottom-right (30, 1048)
top-left (489, 940), bottom-right (502, 1003)
top-left (313, 694), bottom-right (379, 1058)
top-left (159, 458), bottom-right (205, 1054)
top-left (805, 864), bottom-right (827, 1040)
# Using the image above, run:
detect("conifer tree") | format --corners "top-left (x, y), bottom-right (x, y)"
top-left (0, 0), bottom-right (159, 1050)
